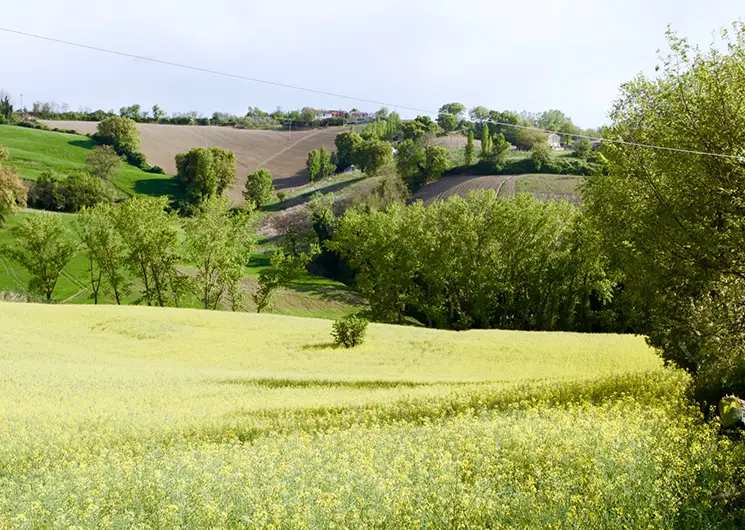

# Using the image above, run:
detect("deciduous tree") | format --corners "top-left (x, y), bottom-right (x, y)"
top-left (4, 214), bottom-right (77, 301)
top-left (0, 167), bottom-right (26, 225)
top-left (306, 149), bottom-right (321, 182)
top-left (96, 116), bottom-right (140, 154)
top-left (353, 139), bottom-right (393, 176)
top-left (243, 168), bottom-right (274, 209)
top-left (183, 196), bottom-right (256, 310)
top-left (85, 145), bottom-right (121, 181)
top-left (464, 131), bottom-right (475, 166)
top-left (334, 130), bottom-right (363, 169)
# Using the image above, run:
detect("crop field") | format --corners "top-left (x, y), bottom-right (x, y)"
top-left (0, 302), bottom-right (742, 528)
top-left (42, 121), bottom-right (348, 199)
top-left (0, 125), bottom-right (177, 197)
top-left (414, 174), bottom-right (582, 205)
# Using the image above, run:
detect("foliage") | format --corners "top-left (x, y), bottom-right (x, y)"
top-left (0, 166), bottom-right (27, 225)
top-left (318, 146), bottom-right (336, 180)
top-left (78, 204), bottom-right (131, 304)
top-left (114, 196), bottom-right (182, 307)
top-left (334, 130), bottom-right (362, 170)
top-left (175, 147), bottom-right (236, 210)
top-left (437, 113), bottom-right (458, 132)
top-left (27, 170), bottom-right (113, 213)
top-left (530, 142), bottom-right (552, 170)
top-left (276, 191), bottom-right (286, 202)
top-left (469, 106), bottom-right (490, 122)
top-left (331, 314), bottom-right (368, 348)
top-left (479, 123), bottom-right (492, 160)
top-left (85, 145), bottom-right (122, 180)
top-left (352, 139), bottom-right (393, 176)
top-left (306, 149), bottom-right (321, 182)
top-left (0, 144), bottom-right (8, 161)
top-left (3, 214), bottom-right (78, 300)
top-left (582, 24), bottom-right (745, 406)
top-left (573, 138), bottom-right (592, 159)
top-left (243, 168), bottom-right (274, 209)
top-left (96, 116), bottom-right (140, 154)
top-left (329, 191), bottom-right (615, 330)
top-left (401, 116), bottom-right (438, 141)
top-left (0, 94), bottom-right (13, 122)
top-left (464, 131), bottom-right (474, 166)
top-left (183, 196), bottom-right (255, 310)
top-left (253, 248), bottom-right (315, 313)
top-left (517, 128), bottom-right (548, 149)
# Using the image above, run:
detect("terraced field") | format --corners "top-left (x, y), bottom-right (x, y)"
top-left (42, 121), bottom-right (347, 199)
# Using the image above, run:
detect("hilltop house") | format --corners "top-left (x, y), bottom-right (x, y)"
top-left (349, 111), bottom-right (372, 123)
top-left (547, 133), bottom-right (562, 150)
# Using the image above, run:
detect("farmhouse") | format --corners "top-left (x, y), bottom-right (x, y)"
top-left (548, 132), bottom-right (562, 149)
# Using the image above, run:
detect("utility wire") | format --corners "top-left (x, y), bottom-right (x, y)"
top-left (2, 26), bottom-right (743, 162)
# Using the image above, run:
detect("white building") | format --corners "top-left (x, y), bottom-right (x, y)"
top-left (547, 133), bottom-right (562, 149)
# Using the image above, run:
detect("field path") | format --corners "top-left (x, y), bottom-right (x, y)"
top-left (498, 175), bottom-right (520, 197)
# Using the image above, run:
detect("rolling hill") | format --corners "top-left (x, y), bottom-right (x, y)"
top-left (42, 121), bottom-right (348, 199)
top-left (0, 125), bottom-right (177, 197)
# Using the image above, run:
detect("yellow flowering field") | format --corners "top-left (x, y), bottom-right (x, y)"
top-left (0, 302), bottom-right (742, 528)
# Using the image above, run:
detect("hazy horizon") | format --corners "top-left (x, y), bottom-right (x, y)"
top-left (1, 0), bottom-right (742, 128)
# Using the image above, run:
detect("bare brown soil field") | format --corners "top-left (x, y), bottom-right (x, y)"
top-left (412, 175), bottom-right (510, 204)
top-left (413, 173), bottom-right (582, 204)
top-left (42, 121), bottom-right (347, 199)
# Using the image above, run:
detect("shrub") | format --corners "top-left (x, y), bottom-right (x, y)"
top-left (277, 191), bottom-right (287, 202)
top-left (0, 144), bottom-right (8, 161)
top-left (126, 151), bottom-right (150, 170)
top-left (244, 168), bottom-right (274, 209)
top-left (332, 315), bottom-right (369, 348)
top-left (146, 165), bottom-right (166, 175)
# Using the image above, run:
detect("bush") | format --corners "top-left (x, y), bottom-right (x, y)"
top-left (331, 315), bottom-right (368, 348)
top-left (126, 151), bottom-right (150, 170)
top-left (0, 144), bottom-right (8, 161)
top-left (146, 165), bottom-right (166, 175)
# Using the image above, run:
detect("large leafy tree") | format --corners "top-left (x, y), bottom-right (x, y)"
top-left (79, 204), bottom-right (131, 305)
top-left (334, 130), bottom-right (363, 169)
top-left (114, 196), bottom-right (182, 307)
top-left (353, 139), bottom-right (393, 176)
top-left (175, 147), bottom-right (236, 209)
top-left (469, 106), bottom-right (490, 123)
top-left (183, 196), bottom-right (256, 310)
top-left (85, 145), bottom-right (121, 181)
top-left (583, 24), bottom-right (745, 404)
top-left (4, 214), bottom-right (77, 301)
top-left (96, 116), bottom-right (140, 154)
top-left (243, 168), bottom-right (274, 209)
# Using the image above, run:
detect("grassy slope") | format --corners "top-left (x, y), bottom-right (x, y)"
top-left (0, 125), bottom-right (178, 197)
top-left (0, 210), bottom-right (359, 317)
top-left (514, 173), bottom-right (582, 195)
top-left (2, 303), bottom-right (740, 528)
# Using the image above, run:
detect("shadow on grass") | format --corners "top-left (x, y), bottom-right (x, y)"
top-left (133, 177), bottom-right (182, 198)
top-left (262, 175), bottom-right (365, 213)
top-left (219, 376), bottom-right (477, 389)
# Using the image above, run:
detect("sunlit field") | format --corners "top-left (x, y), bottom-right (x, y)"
top-left (0, 302), bottom-right (742, 528)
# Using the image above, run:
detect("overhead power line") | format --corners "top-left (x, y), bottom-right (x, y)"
top-left (1, 26), bottom-right (743, 162)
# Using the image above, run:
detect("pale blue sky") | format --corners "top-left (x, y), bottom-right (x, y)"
top-left (1, 0), bottom-right (742, 128)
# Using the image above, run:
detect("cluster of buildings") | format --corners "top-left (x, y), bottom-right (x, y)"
top-left (303, 108), bottom-right (374, 123)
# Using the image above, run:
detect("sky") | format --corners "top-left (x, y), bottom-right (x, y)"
top-left (0, 0), bottom-right (742, 128)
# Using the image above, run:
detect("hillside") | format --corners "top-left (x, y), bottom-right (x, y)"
top-left (0, 125), bottom-right (177, 197)
top-left (42, 121), bottom-right (348, 199)
top-left (413, 173), bottom-right (582, 204)
top-left (2, 302), bottom-right (738, 527)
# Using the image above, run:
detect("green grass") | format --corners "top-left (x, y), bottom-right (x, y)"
top-left (0, 302), bottom-right (742, 528)
top-left (0, 210), bottom-right (360, 317)
top-left (514, 173), bottom-right (582, 195)
top-left (0, 125), bottom-right (178, 197)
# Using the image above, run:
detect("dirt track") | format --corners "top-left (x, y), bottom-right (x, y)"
top-left (42, 121), bottom-right (346, 199)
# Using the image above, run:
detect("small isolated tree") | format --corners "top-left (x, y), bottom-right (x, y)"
top-left (0, 166), bottom-right (27, 225)
top-left (331, 314), bottom-right (369, 348)
top-left (4, 214), bottom-right (77, 301)
top-left (530, 142), bottom-right (552, 170)
top-left (464, 131), bottom-right (475, 166)
top-left (318, 146), bottom-right (336, 179)
top-left (277, 191), bottom-right (287, 202)
top-left (184, 196), bottom-right (256, 310)
top-left (306, 149), bottom-right (321, 182)
top-left (243, 168), bottom-right (274, 209)
top-left (96, 116), bottom-right (140, 154)
top-left (78, 203), bottom-right (131, 304)
top-left (86, 145), bottom-right (122, 180)
top-left (334, 130), bottom-right (363, 169)
top-left (353, 139), bottom-right (393, 176)
top-left (253, 248), bottom-right (316, 313)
